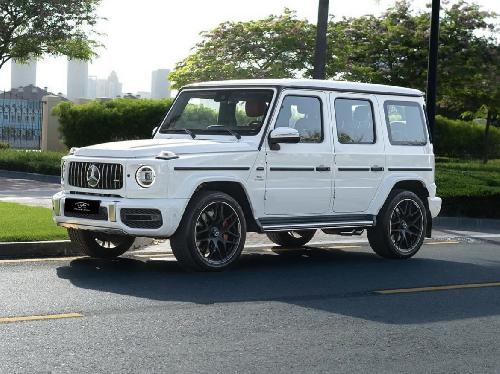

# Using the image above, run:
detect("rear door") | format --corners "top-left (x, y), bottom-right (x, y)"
top-left (264, 90), bottom-right (333, 215)
top-left (330, 93), bottom-right (386, 213)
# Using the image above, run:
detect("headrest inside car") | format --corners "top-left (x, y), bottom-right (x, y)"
top-left (245, 100), bottom-right (268, 118)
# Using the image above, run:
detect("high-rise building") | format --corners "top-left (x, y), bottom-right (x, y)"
top-left (151, 69), bottom-right (171, 99)
top-left (11, 60), bottom-right (37, 89)
top-left (87, 76), bottom-right (97, 99)
top-left (67, 59), bottom-right (89, 101)
top-left (107, 71), bottom-right (123, 98)
top-left (87, 72), bottom-right (123, 99)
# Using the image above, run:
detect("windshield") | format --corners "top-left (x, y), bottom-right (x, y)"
top-left (159, 89), bottom-right (274, 136)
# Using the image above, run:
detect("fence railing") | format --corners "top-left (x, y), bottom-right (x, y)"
top-left (0, 95), bottom-right (42, 150)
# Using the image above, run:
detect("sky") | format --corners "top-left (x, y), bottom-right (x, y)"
top-left (0, 0), bottom-right (498, 95)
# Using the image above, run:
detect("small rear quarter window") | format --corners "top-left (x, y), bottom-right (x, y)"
top-left (384, 101), bottom-right (427, 145)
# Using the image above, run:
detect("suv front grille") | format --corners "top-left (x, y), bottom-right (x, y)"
top-left (68, 162), bottom-right (124, 190)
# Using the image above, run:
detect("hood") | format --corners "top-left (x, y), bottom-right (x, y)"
top-left (74, 138), bottom-right (257, 158)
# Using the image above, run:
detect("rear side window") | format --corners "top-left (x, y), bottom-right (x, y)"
top-left (334, 99), bottom-right (375, 144)
top-left (384, 101), bottom-right (427, 145)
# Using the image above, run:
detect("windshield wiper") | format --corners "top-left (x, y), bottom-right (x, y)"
top-left (206, 125), bottom-right (241, 140)
top-left (184, 129), bottom-right (196, 139)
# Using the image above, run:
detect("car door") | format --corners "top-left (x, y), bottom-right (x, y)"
top-left (330, 93), bottom-right (386, 213)
top-left (264, 90), bottom-right (333, 215)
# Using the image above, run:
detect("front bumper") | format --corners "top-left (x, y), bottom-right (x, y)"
top-left (52, 192), bottom-right (188, 238)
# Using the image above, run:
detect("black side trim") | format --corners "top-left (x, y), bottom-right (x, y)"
top-left (388, 167), bottom-right (433, 171)
top-left (338, 167), bottom-right (371, 172)
top-left (174, 167), bottom-right (251, 171)
top-left (370, 166), bottom-right (385, 172)
top-left (270, 167), bottom-right (315, 171)
top-left (256, 167), bottom-right (265, 171)
top-left (315, 166), bottom-right (331, 172)
top-left (259, 214), bottom-right (374, 226)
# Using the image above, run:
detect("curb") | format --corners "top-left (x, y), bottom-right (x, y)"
top-left (0, 240), bottom-right (77, 259)
top-left (0, 237), bottom-right (154, 259)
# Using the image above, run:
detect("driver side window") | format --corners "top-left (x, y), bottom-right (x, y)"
top-left (275, 95), bottom-right (323, 143)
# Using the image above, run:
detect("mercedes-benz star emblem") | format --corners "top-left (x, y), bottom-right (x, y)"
top-left (86, 164), bottom-right (101, 188)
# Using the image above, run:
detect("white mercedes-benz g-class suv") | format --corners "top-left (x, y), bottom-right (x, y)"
top-left (53, 79), bottom-right (441, 271)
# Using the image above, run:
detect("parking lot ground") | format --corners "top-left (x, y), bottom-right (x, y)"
top-left (0, 237), bottom-right (499, 373)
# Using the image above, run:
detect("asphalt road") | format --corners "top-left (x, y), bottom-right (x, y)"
top-left (1, 237), bottom-right (500, 373)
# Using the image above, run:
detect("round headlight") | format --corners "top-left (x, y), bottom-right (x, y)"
top-left (135, 166), bottom-right (156, 188)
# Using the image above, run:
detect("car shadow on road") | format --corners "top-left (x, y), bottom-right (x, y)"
top-left (56, 245), bottom-right (500, 325)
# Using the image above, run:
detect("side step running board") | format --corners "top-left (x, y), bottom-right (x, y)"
top-left (257, 215), bottom-right (376, 232)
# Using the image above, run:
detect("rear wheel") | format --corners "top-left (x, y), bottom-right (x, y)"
top-left (368, 190), bottom-right (427, 259)
top-left (170, 191), bottom-right (246, 272)
top-left (266, 230), bottom-right (316, 248)
top-left (68, 229), bottom-right (135, 259)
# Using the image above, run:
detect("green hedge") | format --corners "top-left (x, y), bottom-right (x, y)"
top-left (54, 98), bottom-right (174, 148)
top-left (435, 116), bottom-right (500, 159)
top-left (0, 149), bottom-right (64, 175)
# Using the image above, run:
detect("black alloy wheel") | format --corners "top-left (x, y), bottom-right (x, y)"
top-left (389, 199), bottom-right (424, 253)
top-left (368, 190), bottom-right (427, 259)
top-left (170, 191), bottom-right (247, 271)
top-left (194, 201), bottom-right (242, 266)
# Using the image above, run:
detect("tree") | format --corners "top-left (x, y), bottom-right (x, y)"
top-left (0, 0), bottom-right (102, 71)
top-left (169, 9), bottom-right (316, 89)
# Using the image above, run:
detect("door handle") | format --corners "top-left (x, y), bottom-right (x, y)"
top-left (370, 166), bottom-right (384, 172)
top-left (316, 166), bottom-right (331, 172)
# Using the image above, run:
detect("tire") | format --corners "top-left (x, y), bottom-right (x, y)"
top-left (368, 190), bottom-right (427, 259)
top-left (68, 229), bottom-right (135, 259)
top-left (170, 191), bottom-right (247, 272)
top-left (266, 230), bottom-right (316, 247)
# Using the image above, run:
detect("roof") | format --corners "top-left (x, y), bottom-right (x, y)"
top-left (185, 79), bottom-right (423, 97)
top-left (2, 85), bottom-right (67, 101)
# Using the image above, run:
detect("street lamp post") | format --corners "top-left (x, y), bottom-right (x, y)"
top-left (313, 0), bottom-right (330, 80)
top-left (426, 0), bottom-right (441, 140)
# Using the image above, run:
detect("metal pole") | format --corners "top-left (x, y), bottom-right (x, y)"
top-left (426, 0), bottom-right (441, 140)
top-left (313, 0), bottom-right (330, 80)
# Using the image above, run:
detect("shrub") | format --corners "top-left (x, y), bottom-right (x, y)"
top-left (434, 116), bottom-right (500, 159)
top-left (0, 149), bottom-right (64, 175)
top-left (54, 98), bottom-right (174, 148)
top-left (0, 142), bottom-right (9, 150)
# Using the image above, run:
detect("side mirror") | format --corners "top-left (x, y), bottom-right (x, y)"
top-left (152, 126), bottom-right (158, 137)
top-left (268, 127), bottom-right (300, 150)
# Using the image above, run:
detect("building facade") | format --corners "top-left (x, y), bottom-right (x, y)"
top-left (67, 59), bottom-right (89, 101)
top-left (151, 69), bottom-right (171, 99)
top-left (11, 60), bottom-right (37, 89)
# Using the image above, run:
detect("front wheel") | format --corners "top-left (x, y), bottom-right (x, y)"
top-left (266, 230), bottom-right (316, 248)
top-left (170, 191), bottom-right (246, 272)
top-left (68, 229), bottom-right (135, 259)
top-left (368, 190), bottom-right (427, 259)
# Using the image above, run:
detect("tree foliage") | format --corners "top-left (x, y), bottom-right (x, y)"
top-left (169, 9), bottom-right (315, 88)
top-left (169, 1), bottom-right (499, 120)
top-left (0, 0), bottom-right (102, 70)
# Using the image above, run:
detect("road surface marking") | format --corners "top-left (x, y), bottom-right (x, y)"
top-left (0, 313), bottom-right (83, 324)
top-left (0, 256), bottom-right (82, 264)
top-left (426, 241), bottom-right (460, 245)
top-left (376, 281), bottom-right (500, 295)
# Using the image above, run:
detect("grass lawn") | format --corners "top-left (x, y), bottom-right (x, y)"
top-left (0, 149), bottom-right (65, 176)
top-left (0, 202), bottom-right (68, 242)
top-left (436, 158), bottom-right (500, 198)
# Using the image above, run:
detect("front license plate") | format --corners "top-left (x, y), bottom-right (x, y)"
top-left (64, 198), bottom-right (101, 215)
